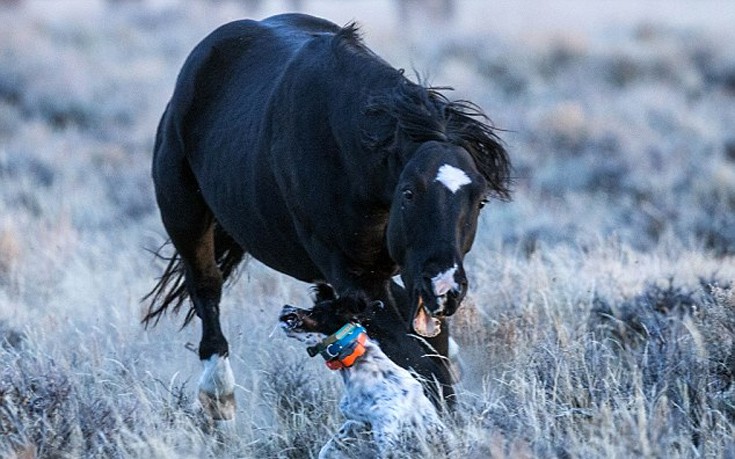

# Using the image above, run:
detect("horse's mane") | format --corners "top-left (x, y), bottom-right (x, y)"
top-left (329, 22), bottom-right (511, 200)
top-left (363, 80), bottom-right (512, 201)
top-left (333, 21), bottom-right (364, 48)
top-left (331, 22), bottom-right (390, 68)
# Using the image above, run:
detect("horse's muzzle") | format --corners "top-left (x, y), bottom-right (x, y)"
top-left (424, 263), bottom-right (467, 315)
top-left (411, 265), bottom-right (467, 338)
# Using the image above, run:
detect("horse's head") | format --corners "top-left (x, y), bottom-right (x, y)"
top-left (387, 141), bottom-right (488, 338)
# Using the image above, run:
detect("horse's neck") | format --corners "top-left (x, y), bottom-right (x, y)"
top-left (349, 107), bottom-right (423, 205)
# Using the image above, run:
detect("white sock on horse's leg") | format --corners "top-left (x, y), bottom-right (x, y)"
top-left (198, 354), bottom-right (236, 420)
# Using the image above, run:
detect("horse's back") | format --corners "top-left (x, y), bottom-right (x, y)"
top-left (158, 14), bottom-right (340, 158)
top-left (153, 13), bottom-right (342, 199)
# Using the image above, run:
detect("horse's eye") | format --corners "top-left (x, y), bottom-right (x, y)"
top-left (479, 198), bottom-right (489, 209)
top-left (402, 189), bottom-right (414, 201)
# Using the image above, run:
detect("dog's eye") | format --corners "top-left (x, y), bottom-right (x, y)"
top-left (479, 198), bottom-right (489, 209)
top-left (402, 189), bottom-right (414, 201)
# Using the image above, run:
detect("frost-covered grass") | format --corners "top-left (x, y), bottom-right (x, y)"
top-left (1, 0), bottom-right (734, 457)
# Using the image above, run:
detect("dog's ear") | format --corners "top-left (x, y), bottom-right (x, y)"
top-left (311, 283), bottom-right (337, 303)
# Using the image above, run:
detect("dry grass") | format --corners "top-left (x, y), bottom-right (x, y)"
top-left (1, 0), bottom-right (735, 457)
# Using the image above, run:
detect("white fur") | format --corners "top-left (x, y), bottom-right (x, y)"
top-left (319, 338), bottom-right (452, 458)
top-left (199, 354), bottom-right (235, 398)
top-left (432, 264), bottom-right (458, 296)
top-left (435, 164), bottom-right (471, 193)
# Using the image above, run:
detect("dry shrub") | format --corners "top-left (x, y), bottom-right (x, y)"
top-left (0, 321), bottom-right (23, 350)
top-left (254, 355), bottom-right (339, 459)
top-left (0, 345), bottom-right (209, 459)
top-left (588, 279), bottom-right (735, 449)
top-left (0, 353), bottom-right (77, 457)
top-left (454, 296), bottom-right (525, 349)
top-left (537, 101), bottom-right (589, 154)
top-left (451, 296), bottom-right (487, 347)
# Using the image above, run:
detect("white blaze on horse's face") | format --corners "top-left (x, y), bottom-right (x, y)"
top-left (435, 164), bottom-right (472, 193)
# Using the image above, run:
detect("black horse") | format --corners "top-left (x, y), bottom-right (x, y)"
top-left (144, 13), bottom-right (510, 420)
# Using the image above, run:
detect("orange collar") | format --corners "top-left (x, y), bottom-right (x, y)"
top-left (325, 332), bottom-right (367, 370)
top-left (306, 323), bottom-right (369, 370)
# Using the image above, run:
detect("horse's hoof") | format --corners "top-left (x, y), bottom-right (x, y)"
top-left (198, 390), bottom-right (236, 421)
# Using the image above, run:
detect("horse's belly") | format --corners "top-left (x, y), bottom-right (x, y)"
top-left (246, 239), bottom-right (324, 283)
top-left (216, 205), bottom-right (324, 283)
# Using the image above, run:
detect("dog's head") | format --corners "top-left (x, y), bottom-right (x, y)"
top-left (279, 284), bottom-right (382, 347)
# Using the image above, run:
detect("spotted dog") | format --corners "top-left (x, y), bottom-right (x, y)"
top-left (279, 284), bottom-right (453, 458)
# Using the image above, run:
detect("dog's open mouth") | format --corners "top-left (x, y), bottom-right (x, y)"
top-left (412, 297), bottom-right (442, 338)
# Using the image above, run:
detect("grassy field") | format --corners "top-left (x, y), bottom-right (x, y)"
top-left (1, 0), bottom-right (735, 457)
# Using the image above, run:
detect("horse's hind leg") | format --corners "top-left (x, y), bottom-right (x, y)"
top-left (154, 159), bottom-right (235, 420)
top-left (185, 227), bottom-right (236, 421)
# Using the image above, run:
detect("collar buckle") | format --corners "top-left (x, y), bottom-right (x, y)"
top-left (323, 342), bottom-right (342, 359)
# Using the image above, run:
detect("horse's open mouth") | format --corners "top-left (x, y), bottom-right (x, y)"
top-left (412, 296), bottom-right (442, 338)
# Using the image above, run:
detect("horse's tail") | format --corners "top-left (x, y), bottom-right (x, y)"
top-left (142, 224), bottom-right (245, 329)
